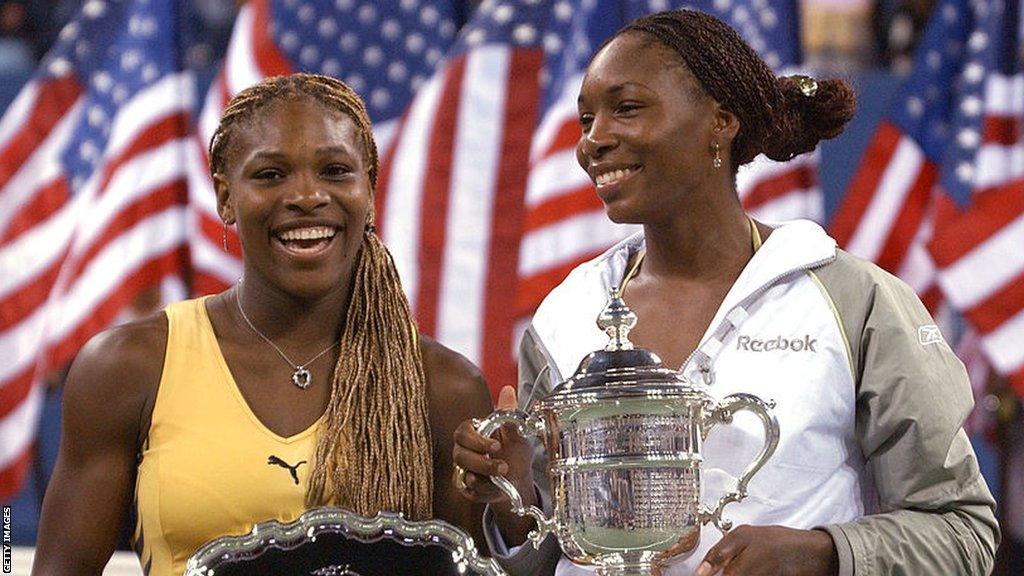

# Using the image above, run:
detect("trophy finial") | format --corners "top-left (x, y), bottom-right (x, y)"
top-left (597, 288), bottom-right (637, 351)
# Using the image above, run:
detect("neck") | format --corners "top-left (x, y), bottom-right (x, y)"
top-left (233, 274), bottom-right (350, 348)
top-left (640, 196), bottom-right (752, 281)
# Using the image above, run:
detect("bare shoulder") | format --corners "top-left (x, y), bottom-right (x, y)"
top-left (418, 334), bottom-right (490, 400)
top-left (418, 335), bottom-right (493, 435)
top-left (63, 311), bottom-right (168, 444)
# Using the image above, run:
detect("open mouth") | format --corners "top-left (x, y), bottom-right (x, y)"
top-left (273, 225), bottom-right (339, 257)
top-left (595, 165), bottom-right (642, 188)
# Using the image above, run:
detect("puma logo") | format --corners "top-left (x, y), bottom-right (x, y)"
top-left (267, 455), bottom-right (307, 485)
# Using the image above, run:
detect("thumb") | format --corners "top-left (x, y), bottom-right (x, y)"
top-left (497, 385), bottom-right (518, 410)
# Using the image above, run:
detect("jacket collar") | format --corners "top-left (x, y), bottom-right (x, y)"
top-left (532, 219), bottom-right (837, 380)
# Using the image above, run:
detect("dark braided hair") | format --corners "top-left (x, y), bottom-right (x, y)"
top-left (612, 10), bottom-right (856, 170)
top-left (208, 73), bottom-right (434, 519)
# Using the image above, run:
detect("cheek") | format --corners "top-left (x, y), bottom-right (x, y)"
top-left (355, 189), bottom-right (373, 225)
top-left (575, 140), bottom-right (588, 170)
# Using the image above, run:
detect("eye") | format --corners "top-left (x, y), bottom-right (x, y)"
top-left (578, 112), bottom-right (594, 130)
top-left (321, 163), bottom-right (353, 180)
top-left (252, 167), bottom-right (284, 180)
top-left (615, 101), bottom-right (643, 116)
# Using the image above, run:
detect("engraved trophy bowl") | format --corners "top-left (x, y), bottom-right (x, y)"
top-left (459, 291), bottom-right (780, 575)
top-left (184, 507), bottom-right (507, 576)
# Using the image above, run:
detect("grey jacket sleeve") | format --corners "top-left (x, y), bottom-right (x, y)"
top-left (481, 326), bottom-right (562, 576)
top-left (814, 251), bottom-right (1000, 575)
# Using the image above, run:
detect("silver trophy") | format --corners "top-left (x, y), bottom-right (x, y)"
top-left (463, 291), bottom-right (780, 575)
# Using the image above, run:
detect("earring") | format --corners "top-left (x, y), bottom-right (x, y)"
top-left (365, 222), bottom-right (377, 234)
top-left (222, 221), bottom-right (230, 252)
top-left (712, 142), bottom-right (723, 169)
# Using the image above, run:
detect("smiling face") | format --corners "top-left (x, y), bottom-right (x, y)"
top-left (576, 33), bottom-right (734, 225)
top-left (215, 96), bottom-right (372, 299)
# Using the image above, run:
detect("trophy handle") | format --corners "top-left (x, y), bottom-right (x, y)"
top-left (698, 393), bottom-right (780, 533)
top-left (457, 409), bottom-right (557, 549)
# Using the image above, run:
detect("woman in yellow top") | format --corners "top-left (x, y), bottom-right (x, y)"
top-left (32, 73), bottom-right (494, 576)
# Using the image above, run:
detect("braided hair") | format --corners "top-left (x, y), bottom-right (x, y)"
top-left (612, 9), bottom-right (856, 170)
top-left (208, 73), bottom-right (433, 520)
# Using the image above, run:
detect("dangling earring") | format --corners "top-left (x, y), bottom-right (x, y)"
top-left (222, 221), bottom-right (230, 252)
top-left (712, 142), bottom-right (723, 169)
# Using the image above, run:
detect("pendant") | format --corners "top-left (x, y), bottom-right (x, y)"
top-left (292, 367), bottom-right (312, 389)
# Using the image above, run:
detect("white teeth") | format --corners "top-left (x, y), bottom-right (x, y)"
top-left (595, 167), bottom-right (635, 186)
top-left (278, 226), bottom-right (336, 241)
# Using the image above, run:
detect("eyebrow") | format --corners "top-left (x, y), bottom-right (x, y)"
top-left (247, 146), bottom-right (358, 162)
top-left (577, 81), bottom-right (651, 104)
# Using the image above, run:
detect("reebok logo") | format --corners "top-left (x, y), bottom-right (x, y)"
top-left (918, 325), bottom-right (944, 346)
top-left (737, 334), bottom-right (817, 353)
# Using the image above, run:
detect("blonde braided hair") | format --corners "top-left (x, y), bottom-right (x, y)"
top-left (208, 73), bottom-right (433, 519)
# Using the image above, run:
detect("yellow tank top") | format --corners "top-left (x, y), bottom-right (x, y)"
top-left (133, 297), bottom-right (321, 576)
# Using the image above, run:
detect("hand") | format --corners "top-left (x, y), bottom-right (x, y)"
top-left (452, 385), bottom-right (535, 506)
top-left (694, 525), bottom-right (839, 576)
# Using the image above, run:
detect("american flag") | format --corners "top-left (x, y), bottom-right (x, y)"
top-left (0, 0), bottom-right (818, 498)
top-left (378, 0), bottom-right (812, 397)
top-left (831, 0), bottom-right (1024, 396)
top-left (0, 0), bottom-right (194, 499)
top-left (188, 0), bottom-right (461, 295)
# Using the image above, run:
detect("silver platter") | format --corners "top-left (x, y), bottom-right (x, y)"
top-left (185, 506), bottom-right (507, 576)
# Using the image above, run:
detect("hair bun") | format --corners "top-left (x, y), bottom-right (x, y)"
top-left (762, 76), bottom-right (857, 162)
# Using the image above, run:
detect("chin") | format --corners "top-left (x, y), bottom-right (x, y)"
top-left (278, 269), bottom-right (350, 301)
top-left (602, 202), bottom-right (645, 226)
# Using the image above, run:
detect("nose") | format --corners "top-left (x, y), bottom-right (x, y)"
top-left (578, 116), bottom-right (616, 161)
top-left (285, 171), bottom-right (329, 213)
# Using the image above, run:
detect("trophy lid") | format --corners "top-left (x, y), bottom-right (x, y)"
top-left (541, 289), bottom-right (698, 403)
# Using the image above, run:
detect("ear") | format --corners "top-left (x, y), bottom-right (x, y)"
top-left (711, 103), bottom-right (740, 143)
top-left (213, 173), bottom-right (235, 225)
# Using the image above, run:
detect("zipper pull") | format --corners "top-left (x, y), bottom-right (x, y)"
top-left (698, 362), bottom-right (715, 386)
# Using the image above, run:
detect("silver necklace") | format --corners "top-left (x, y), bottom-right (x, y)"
top-left (234, 287), bottom-right (340, 389)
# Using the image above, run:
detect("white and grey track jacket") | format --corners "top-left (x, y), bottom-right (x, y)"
top-left (483, 219), bottom-right (998, 576)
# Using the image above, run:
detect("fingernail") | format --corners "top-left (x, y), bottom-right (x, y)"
top-left (496, 462), bottom-right (508, 475)
top-left (490, 441), bottom-right (501, 452)
top-left (694, 561), bottom-right (713, 576)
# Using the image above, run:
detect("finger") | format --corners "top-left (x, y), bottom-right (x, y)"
top-left (453, 419), bottom-right (502, 454)
top-left (453, 469), bottom-right (504, 501)
top-left (496, 421), bottom-right (526, 445)
top-left (696, 530), bottom-right (749, 576)
top-left (453, 444), bottom-right (509, 477)
top-left (462, 470), bottom-right (501, 492)
top-left (497, 385), bottom-right (518, 410)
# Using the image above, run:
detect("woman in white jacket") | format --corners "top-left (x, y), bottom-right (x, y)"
top-left (452, 8), bottom-right (998, 576)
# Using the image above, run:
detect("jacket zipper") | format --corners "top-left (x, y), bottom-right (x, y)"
top-left (679, 255), bottom-right (836, 377)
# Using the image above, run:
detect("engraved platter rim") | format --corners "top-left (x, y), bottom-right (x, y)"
top-left (183, 506), bottom-right (507, 576)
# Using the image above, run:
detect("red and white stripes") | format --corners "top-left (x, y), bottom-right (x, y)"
top-left (377, 46), bottom-right (544, 395)
top-left (835, 71), bottom-right (1024, 395)
top-left (0, 71), bottom-right (194, 498)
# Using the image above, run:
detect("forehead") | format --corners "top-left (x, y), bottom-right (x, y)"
top-left (582, 33), bottom-right (699, 97)
top-left (232, 96), bottom-right (365, 158)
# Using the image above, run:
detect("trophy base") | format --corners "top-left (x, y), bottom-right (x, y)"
top-left (596, 561), bottom-right (663, 576)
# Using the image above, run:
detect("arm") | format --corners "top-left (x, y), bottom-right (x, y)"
top-left (475, 326), bottom-right (563, 576)
top-left (420, 336), bottom-right (494, 548)
top-left (32, 315), bottom-right (165, 576)
top-left (698, 258), bottom-right (998, 576)
top-left (820, 268), bottom-right (999, 575)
